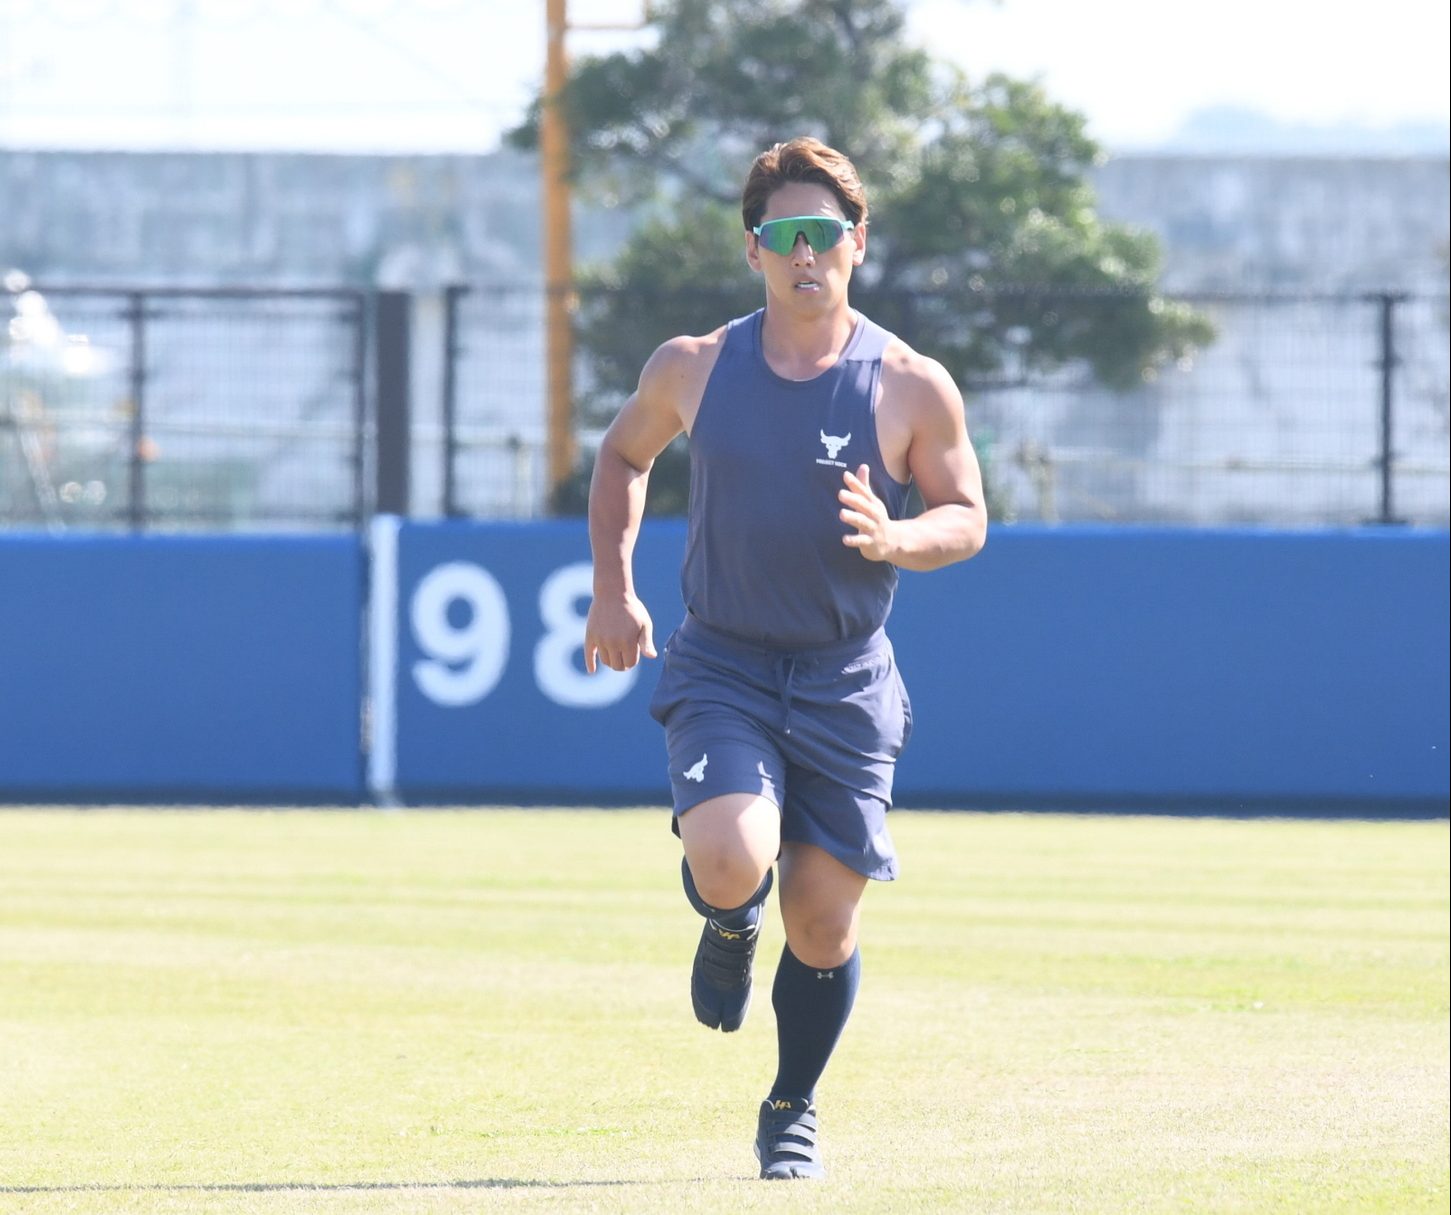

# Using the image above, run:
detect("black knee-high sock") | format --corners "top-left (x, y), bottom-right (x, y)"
top-left (768, 943), bottom-right (861, 1104)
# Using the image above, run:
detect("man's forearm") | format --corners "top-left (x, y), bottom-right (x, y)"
top-left (888, 503), bottom-right (987, 572)
top-left (589, 444), bottom-right (653, 596)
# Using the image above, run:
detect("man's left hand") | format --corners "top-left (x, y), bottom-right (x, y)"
top-left (839, 464), bottom-right (895, 563)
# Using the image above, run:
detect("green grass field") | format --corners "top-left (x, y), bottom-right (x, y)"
top-left (0, 807), bottom-right (1446, 1214)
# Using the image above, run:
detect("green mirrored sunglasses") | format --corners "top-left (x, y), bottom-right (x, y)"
top-left (751, 215), bottom-right (856, 256)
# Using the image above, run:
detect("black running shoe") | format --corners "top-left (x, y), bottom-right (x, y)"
top-left (754, 1096), bottom-right (824, 1180)
top-left (690, 916), bottom-right (759, 1032)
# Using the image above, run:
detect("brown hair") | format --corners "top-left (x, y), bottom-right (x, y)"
top-left (740, 137), bottom-right (868, 231)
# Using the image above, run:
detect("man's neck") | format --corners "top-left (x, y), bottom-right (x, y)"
top-left (759, 303), bottom-right (858, 381)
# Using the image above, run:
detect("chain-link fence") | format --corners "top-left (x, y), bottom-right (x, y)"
top-left (6, 283), bottom-right (1446, 531)
top-left (444, 285), bottom-right (1449, 529)
top-left (1, 285), bottom-right (367, 531)
top-left (437, 283), bottom-right (549, 519)
top-left (964, 292), bottom-right (1449, 527)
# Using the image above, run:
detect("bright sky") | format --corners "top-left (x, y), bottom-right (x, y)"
top-left (0, 0), bottom-right (1447, 153)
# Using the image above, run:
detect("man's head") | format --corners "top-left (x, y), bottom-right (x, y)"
top-left (741, 137), bottom-right (868, 233)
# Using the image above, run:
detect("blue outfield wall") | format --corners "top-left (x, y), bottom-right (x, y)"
top-left (0, 533), bottom-right (364, 802)
top-left (887, 527), bottom-right (1449, 811)
top-left (382, 521), bottom-right (1449, 813)
top-left (1, 524), bottom-right (1446, 811)
top-left (380, 519), bottom-right (682, 803)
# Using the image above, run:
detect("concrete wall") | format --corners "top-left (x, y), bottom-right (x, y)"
top-left (0, 147), bottom-right (629, 287)
top-left (5, 149), bottom-right (1444, 291)
top-left (1093, 155), bottom-right (1449, 293)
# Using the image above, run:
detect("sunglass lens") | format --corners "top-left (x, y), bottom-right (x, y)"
top-left (762, 221), bottom-right (799, 255)
top-left (802, 218), bottom-right (845, 253)
top-left (757, 217), bottom-right (847, 255)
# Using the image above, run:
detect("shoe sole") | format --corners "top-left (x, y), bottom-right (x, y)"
top-left (753, 1142), bottom-right (825, 1180)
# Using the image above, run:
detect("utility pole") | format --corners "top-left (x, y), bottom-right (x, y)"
top-left (541, 0), bottom-right (574, 500)
top-left (540, 0), bottom-right (649, 506)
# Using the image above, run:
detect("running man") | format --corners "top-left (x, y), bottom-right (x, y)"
top-left (583, 136), bottom-right (988, 1180)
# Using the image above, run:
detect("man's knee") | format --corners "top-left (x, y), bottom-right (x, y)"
top-left (684, 850), bottom-right (771, 912)
top-left (678, 794), bottom-right (779, 909)
top-left (778, 843), bottom-right (867, 967)
top-left (783, 905), bottom-right (858, 969)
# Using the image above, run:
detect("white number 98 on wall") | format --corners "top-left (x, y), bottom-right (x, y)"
top-left (408, 560), bottom-right (637, 709)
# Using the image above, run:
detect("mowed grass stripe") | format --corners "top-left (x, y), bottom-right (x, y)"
top-left (0, 807), bottom-right (1445, 1215)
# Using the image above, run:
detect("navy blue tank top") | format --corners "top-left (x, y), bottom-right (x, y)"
top-left (680, 308), bottom-right (911, 648)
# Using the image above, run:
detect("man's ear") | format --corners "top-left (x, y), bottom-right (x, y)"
top-left (744, 230), bottom-right (763, 273)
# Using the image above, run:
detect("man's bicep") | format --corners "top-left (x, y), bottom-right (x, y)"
top-left (602, 394), bottom-right (681, 472)
top-left (601, 352), bottom-right (687, 471)
top-left (908, 369), bottom-right (986, 511)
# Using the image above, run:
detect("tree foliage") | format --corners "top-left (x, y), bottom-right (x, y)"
top-left (512, 0), bottom-right (1214, 514)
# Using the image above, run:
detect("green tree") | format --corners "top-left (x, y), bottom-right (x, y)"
top-left (513, 0), bottom-right (1214, 514)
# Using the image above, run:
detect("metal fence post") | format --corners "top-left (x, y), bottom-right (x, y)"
top-left (350, 291), bottom-right (368, 526)
top-left (442, 285), bottom-right (463, 518)
top-left (1374, 292), bottom-right (1404, 526)
top-left (125, 291), bottom-right (146, 531)
top-left (374, 290), bottom-right (411, 517)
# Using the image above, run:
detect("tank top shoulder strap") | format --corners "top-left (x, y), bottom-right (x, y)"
top-left (722, 310), bottom-right (763, 356)
top-left (842, 311), bottom-right (894, 363)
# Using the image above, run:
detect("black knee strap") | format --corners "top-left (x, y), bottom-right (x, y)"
top-left (681, 857), bottom-right (774, 919)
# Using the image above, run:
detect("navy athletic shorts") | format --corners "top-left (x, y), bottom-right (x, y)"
top-left (647, 613), bottom-right (913, 881)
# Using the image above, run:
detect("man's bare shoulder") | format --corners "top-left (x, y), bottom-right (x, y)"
top-left (643, 325), bottom-right (730, 381)
top-left (880, 334), bottom-right (963, 413)
top-left (637, 326), bottom-right (730, 430)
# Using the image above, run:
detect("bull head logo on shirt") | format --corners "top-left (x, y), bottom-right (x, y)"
top-left (819, 431), bottom-right (851, 460)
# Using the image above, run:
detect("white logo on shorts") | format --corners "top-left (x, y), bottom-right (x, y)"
top-left (683, 753), bottom-right (708, 783)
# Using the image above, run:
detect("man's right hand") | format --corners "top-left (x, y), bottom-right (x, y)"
top-left (584, 593), bottom-right (658, 673)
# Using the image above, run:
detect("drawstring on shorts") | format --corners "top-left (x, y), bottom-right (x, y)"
top-left (774, 655), bottom-right (798, 735)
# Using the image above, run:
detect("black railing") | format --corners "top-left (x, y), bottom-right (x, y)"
top-left (2, 285), bottom-right (368, 532)
top-left (439, 285), bottom-right (1449, 529)
top-left (5, 283), bottom-right (1445, 531)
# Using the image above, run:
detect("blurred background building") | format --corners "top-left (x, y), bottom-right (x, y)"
top-left (3, 146), bottom-right (1445, 529)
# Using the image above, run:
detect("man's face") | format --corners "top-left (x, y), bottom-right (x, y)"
top-left (745, 183), bottom-right (866, 306)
